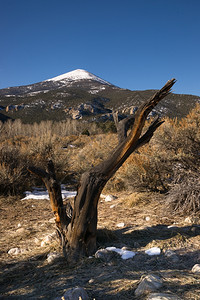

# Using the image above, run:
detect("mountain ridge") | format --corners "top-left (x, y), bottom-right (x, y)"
top-left (0, 69), bottom-right (199, 123)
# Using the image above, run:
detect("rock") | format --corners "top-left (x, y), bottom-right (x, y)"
top-left (95, 249), bottom-right (113, 261)
top-left (100, 193), bottom-right (106, 198)
top-left (121, 246), bottom-right (131, 251)
top-left (49, 217), bottom-right (55, 223)
top-left (51, 231), bottom-right (58, 239)
top-left (147, 293), bottom-right (182, 300)
top-left (116, 222), bottom-right (125, 228)
top-left (6, 105), bottom-right (15, 112)
top-left (41, 233), bottom-right (57, 247)
top-left (34, 238), bottom-right (40, 244)
top-left (110, 204), bottom-right (116, 208)
top-left (106, 246), bottom-right (135, 260)
top-left (41, 241), bottom-right (46, 247)
top-left (8, 248), bottom-right (21, 255)
top-left (105, 194), bottom-right (117, 202)
top-left (184, 216), bottom-right (192, 223)
top-left (164, 250), bottom-right (176, 257)
top-left (130, 106), bottom-right (138, 115)
top-left (145, 247), bottom-right (161, 256)
top-left (191, 264), bottom-right (200, 274)
top-left (15, 228), bottom-right (26, 235)
top-left (88, 278), bottom-right (95, 284)
top-left (135, 274), bottom-right (163, 296)
top-left (47, 252), bottom-right (61, 263)
top-left (42, 235), bottom-right (52, 244)
top-left (62, 287), bottom-right (89, 300)
top-left (71, 109), bottom-right (83, 120)
top-left (164, 250), bottom-right (179, 262)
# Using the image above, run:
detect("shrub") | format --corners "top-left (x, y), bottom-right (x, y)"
top-left (166, 169), bottom-right (200, 215)
top-left (0, 103), bottom-right (199, 206)
top-left (0, 146), bottom-right (30, 195)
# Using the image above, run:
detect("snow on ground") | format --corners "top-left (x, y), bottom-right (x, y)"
top-left (105, 246), bottom-right (162, 260)
top-left (145, 247), bottom-right (161, 256)
top-left (21, 186), bottom-right (77, 201)
top-left (106, 247), bottom-right (136, 260)
top-left (45, 69), bottom-right (112, 85)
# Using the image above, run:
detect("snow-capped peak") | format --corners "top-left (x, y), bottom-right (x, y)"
top-left (45, 69), bottom-right (112, 85)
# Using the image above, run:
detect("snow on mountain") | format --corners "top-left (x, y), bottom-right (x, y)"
top-left (45, 69), bottom-right (112, 86)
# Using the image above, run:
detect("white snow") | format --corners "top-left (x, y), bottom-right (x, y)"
top-left (89, 86), bottom-right (106, 94)
top-left (27, 90), bottom-right (49, 96)
top-left (45, 69), bottom-right (112, 85)
top-left (167, 225), bottom-right (178, 228)
top-left (105, 194), bottom-right (117, 202)
top-left (21, 186), bottom-right (77, 201)
top-left (116, 222), bottom-right (125, 228)
top-left (106, 246), bottom-right (136, 260)
top-left (110, 204), bottom-right (116, 208)
top-left (145, 247), bottom-right (161, 256)
top-left (121, 250), bottom-right (136, 260)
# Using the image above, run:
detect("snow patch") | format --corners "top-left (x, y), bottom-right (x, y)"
top-left (105, 194), bottom-right (117, 202)
top-left (45, 69), bottom-right (112, 85)
top-left (27, 90), bottom-right (49, 96)
top-left (145, 247), bottom-right (161, 256)
top-left (116, 222), bottom-right (125, 228)
top-left (21, 186), bottom-right (76, 201)
top-left (106, 246), bottom-right (136, 260)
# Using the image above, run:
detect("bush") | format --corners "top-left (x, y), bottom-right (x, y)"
top-left (166, 170), bottom-right (200, 215)
top-left (105, 104), bottom-right (200, 197)
top-left (0, 103), bottom-right (199, 208)
top-left (0, 146), bottom-right (30, 195)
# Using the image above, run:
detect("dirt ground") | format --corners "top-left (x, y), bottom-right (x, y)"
top-left (0, 192), bottom-right (200, 299)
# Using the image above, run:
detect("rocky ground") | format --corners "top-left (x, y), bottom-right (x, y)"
top-left (0, 192), bottom-right (200, 299)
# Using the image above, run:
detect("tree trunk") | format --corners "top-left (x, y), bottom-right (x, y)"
top-left (28, 78), bottom-right (176, 261)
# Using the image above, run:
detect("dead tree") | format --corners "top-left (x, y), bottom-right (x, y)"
top-left (28, 79), bottom-right (176, 261)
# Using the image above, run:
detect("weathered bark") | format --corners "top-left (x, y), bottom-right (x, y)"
top-left (113, 111), bottom-right (135, 143)
top-left (28, 161), bottom-right (70, 233)
top-left (65, 78), bottom-right (176, 260)
top-left (29, 78), bottom-right (176, 262)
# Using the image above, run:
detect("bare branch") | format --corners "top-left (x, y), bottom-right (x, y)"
top-left (27, 162), bottom-right (70, 231)
top-left (135, 116), bottom-right (164, 149)
top-left (112, 110), bottom-right (119, 131)
top-left (113, 110), bottom-right (135, 143)
top-left (28, 166), bottom-right (49, 179)
top-left (97, 78), bottom-right (176, 179)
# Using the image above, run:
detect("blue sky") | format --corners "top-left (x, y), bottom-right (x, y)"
top-left (0, 0), bottom-right (200, 95)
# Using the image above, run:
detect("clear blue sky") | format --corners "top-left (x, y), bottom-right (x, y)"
top-left (0, 0), bottom-right (200, 96)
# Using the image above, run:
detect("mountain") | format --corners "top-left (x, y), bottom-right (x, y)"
top-left (0, 69), bottom-right (199, 123)
top-left (45, 69), bottom-right (113, 86)
top-left (0, 69), bottom-right (113, 97)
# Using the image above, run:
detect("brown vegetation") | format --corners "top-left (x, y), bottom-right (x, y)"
top-left (0, 102), bottom-right (199, 212)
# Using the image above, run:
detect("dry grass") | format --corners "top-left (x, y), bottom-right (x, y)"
top-left (0, 105), bottom-right (200, 298)
top-left (0, 193), bottom-right (200, 299)
top-left (0, 104), bottom-right (200, 210)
